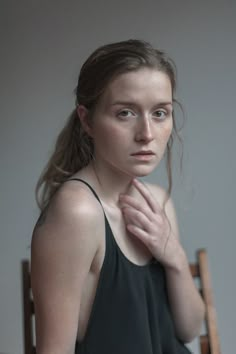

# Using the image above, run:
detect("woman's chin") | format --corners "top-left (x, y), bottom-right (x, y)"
top-left (130, 165), bottom-right (158, 178)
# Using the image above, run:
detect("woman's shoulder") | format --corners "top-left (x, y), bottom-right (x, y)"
top-left (45, 177), bottom-right (105, 223)
top-left (32, 179), bottom-right (104, 249)
top-left (53, 178), bottom-right (102, 216)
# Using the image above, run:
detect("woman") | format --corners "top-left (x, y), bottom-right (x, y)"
top-left (31, 39), bottom-right (205, 354)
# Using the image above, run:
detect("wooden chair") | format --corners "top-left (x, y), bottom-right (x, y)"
top-left (22, 249), bottom-right (221, 354)
top-left (22, 260), bottom-right (36, 354)
top-left (189, 249), bottom-right (221, 354)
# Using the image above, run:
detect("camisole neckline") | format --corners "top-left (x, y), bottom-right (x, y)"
top-left (67, 177), bottom-right (156, 269)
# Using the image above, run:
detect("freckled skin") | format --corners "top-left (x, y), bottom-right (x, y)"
top-left (85, 68), bottom-right (173, 180)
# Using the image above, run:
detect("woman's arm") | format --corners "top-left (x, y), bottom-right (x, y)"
top-left (31, 185), bottom-right (101, 354)
top-left (161, 196), bottom-right (205, 342)
top-left (119, 179), bottom-right (205, 343)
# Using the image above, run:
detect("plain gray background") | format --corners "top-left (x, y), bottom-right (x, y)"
top-left (0, 0), bottom-right (235, 353)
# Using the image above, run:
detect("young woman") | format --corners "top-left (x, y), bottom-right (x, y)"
top-left (31, 39), bottom-right (205, 354)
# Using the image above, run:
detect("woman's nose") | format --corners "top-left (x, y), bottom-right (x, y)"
top-left (135, 117), bottom-right (154, 143)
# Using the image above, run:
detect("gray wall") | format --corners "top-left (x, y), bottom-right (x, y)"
top-left (1, 0), bottom-right (235, 353)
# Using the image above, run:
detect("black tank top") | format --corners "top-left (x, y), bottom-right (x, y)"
top-left (69, 179), bottom-right (192, 354)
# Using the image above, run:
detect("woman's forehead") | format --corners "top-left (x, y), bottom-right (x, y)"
top-left (101, 68), bottom-right (172, 106)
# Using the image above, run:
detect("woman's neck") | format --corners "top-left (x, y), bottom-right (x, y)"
top-left (79, 161), bottom-right (135, 209)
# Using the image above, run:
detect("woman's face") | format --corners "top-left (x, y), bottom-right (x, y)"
top-left (85, 67), bottom-right (173, 178)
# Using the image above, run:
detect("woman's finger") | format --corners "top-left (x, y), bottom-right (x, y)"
top-left (122, 206), bottom-right (150, 230)
top-left (126, 223), bottom-right (149, 244)
top-left (119, 194), bottom-right (152, 220)
top-left (132, 179), bottom-right (162, 213)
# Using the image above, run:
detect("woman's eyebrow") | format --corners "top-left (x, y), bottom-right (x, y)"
top-left (110, 100), bottom-right (173, 107)
top-left (110, 101), bottom-right (136, 106)
top-left (152, 101), bottom-right (173, 107)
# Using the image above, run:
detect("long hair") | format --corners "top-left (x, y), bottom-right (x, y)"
top-left (36, 39), bottom-right (184, 210)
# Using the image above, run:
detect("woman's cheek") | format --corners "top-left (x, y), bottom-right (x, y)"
top-left (163, 119), bottom-right (173, 140)
top-left (157, 122), bottom-right (172, 144)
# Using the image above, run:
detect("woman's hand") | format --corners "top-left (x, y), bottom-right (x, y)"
top-left (119, 178), bottom-right (184, 269)
top-left (119, 179), bottom-right (205, 341)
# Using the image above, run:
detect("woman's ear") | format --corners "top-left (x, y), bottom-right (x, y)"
top-left (77, 105), bottom-right (93, 137)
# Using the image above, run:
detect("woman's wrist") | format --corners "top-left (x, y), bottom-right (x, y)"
top-left (164, 246), bottom-right (189, 274)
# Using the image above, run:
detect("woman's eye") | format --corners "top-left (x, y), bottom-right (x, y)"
top-left (153, 110), bottom-right (167, 119)
top-left (117, 110), bottom-right (134, 118)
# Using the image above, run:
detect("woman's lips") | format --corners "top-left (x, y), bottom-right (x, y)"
top-left (131, 150), bottom-right (155, 156)
top-left (131, 151), bottom-right (155, 160)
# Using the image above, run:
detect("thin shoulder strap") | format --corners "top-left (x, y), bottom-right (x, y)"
top-left (66, 178), bottom-right (114, 265)
top-left (66, 178), bottom-right (102, 205)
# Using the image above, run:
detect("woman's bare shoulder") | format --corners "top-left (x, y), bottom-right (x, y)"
top-left (34, 180), bottom-right (102, 229)
top-left (32, 180), bottom-right (104, 265)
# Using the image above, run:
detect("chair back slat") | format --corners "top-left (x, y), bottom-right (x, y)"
top-left (22, 260), bottom-right (35, 354)
top-left (190, 249), bottom-right (221, 354)
top-left (200, 334), bottom-right (210, 354)
top-left (198, 250), bottom-right (221, 354)
top-left (190, 264), bottom-right (200, 277)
